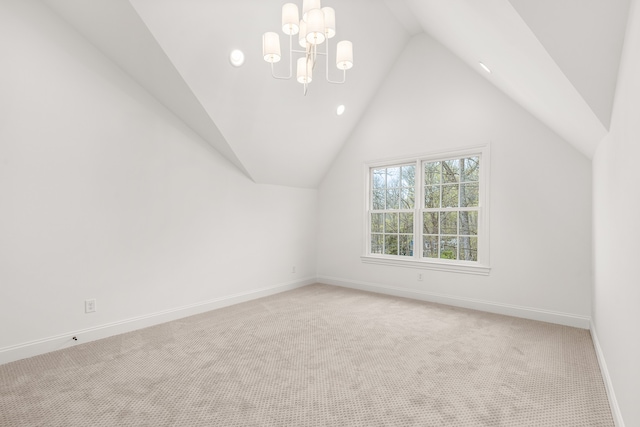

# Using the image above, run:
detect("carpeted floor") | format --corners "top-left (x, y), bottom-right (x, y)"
top-left (0, 284), bottom-right (613, 426)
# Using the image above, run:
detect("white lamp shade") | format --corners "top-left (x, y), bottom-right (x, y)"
top-left (282, 3), bottom-right (299, 35)
top-left (336, 40), bottom-right (353, 70)
top-left (298, 20), bottom-right (308, 48)
top-left (322, 7), bottom-right (335, 38)
top-left (302, 0), bottom-right (321, 21)
top-left (297, 57), bottom-right (312, 84)
top-left (262, 32), bottom-right (281, 63)
top-left (305, 9), bottom-right (326, 45)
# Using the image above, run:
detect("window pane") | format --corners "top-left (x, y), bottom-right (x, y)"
top-left (462, 157), bottom-right (479, 182)
top-left (371, 234), bottom-right (383, 254)
top-left (460, 236), bottom-right (477, 261)
top-left (424, 161), bottom-right (441, 185)
top-left (440, 237), bottom-right (458, 260)
top-left (373, 169), bottom-right (386, 188)
top-left (385, 213), bottom-right (398, 233)
top-left (442, 159), bottom-right (460, 183)
top-left (399, 213), bottom-right (413, 233)
top-left (386, 167), bottom-right (400, 188)
top-left (423, 212), bottom-right (439, 234)
top-left (384, 234), bottom-right (398, 255)
top-left (400, 188), bottom-right (415, 209)
top-left (424, 185), bottom-right (441, 208)
top-left (442, 184), bottom-right (459, 208)
top-left (399, 235), bottom-right (413, 256)
top-left (423, 235), bottom-right (439, 258)
top-left (386, 188), bottom-right (400, 209)
top-left (371, 213), bottom-right (383, 233)
top-left (401, 165), bottom-right (415, 187)
top-left (460, 183), bottom-right (479, 207)
top-left (440, 211), bottom-right (458, 235)
top-left (372, 189), bottom-right (385, 210)
top-left (459, 211), bottom-right (478, 236)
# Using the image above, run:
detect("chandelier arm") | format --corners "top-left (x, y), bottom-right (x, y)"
top-left (324, 36), bottom-right (347, 84)
top-left (305, 42), bottom-right (316, 72)
top-left (326, 69), bottom-right (346, 85)
top-left (313, 43), bottom-right (318, 70)
top-left (269, 34), bottom-right (294, 80)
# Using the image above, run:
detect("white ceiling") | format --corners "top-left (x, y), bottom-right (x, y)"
top-left (41, 0), bottom-right (630, 188)
top-left (509, 0), bottom-right (629, 131)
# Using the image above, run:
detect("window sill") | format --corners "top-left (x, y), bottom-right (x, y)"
top-left (361, 255), bottom-right (491, 276)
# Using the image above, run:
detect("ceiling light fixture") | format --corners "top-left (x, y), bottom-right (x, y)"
top-left (479, 62), bottom-right (491, 74)
top-left (336, 104), bottom-right (345, 115)
top-left (230, 49), bottom-right (245, 67)
top-left (262, 1), bottom-right (354, 95)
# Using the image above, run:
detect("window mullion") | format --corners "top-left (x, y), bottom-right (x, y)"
top-left (457, 180), bottom-right (461, 260)
top-left (415, 159), bottom-right (422, 260)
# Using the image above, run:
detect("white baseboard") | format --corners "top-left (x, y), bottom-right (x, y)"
top-left (0, 277), bottom-right (316, 366)
top-left (590, 321), bottom-right (625, 427)
top-left (319, 275), bottom-right (591, 329)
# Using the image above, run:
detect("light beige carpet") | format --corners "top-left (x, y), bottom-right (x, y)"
top-left (0, 284), bottom-right (613, 426)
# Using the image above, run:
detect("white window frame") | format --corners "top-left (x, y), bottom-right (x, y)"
top-left (361, 145), bottom-right (491, 276)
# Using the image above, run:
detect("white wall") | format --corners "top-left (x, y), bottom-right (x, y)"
top-left (317, 33), bottom-right (593, 326)
top-left (0, 0), bottom-right (317, 362)
top-left (592, 0), bottom-right (640, 425)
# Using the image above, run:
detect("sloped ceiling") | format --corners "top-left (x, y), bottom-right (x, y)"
top-left (39, 0), bottom-right (252, 179)
top-left (509, 0), bottom-right (629, 131)
top-left (404, 0), bottom-right (629, 158)
top-left (41, 0), bottom-right (629, 188)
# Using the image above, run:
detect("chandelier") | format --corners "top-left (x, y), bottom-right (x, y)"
top-left (262, 0), bottom-right (354, 95)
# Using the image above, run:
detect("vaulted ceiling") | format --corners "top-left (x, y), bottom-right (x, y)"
top-left (41, 0), bottom-right (630, 188)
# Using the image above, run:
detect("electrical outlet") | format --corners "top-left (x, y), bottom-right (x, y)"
top-left (85, 299), bottom-right (96, 313)
top-left (417, 273), bottom-right (423, 281)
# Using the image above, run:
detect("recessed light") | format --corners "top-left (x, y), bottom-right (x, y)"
top-left (336, 105), bottom-right (346, 116)
top-left (479, 62), bottom-right (491, 73)
top-left (230, 49), bottom-right (245, 67)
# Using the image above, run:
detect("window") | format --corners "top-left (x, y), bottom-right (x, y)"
top-left (363, 146), bottom-right (490, 275)
top-left (370, 164), bottom-right (415, 256)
